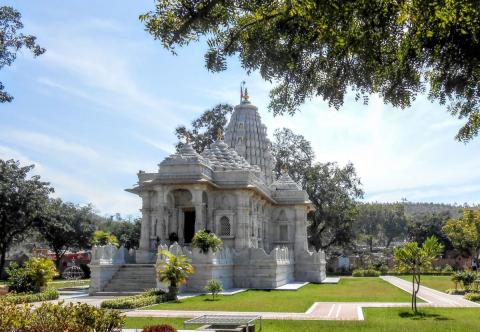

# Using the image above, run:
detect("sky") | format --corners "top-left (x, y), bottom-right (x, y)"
top-left (1, 1), bottom-right (479, 216)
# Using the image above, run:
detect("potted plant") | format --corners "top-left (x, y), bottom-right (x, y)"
top-left (192, 229), bottom-right (222, 254)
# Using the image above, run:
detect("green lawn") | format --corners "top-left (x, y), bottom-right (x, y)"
top-left (48, 279), bottom-right (90, 289)
top-left (144, 278), bottom-right (414, 312)
top-left (398, 275), bottom-right (454, 293)
top-left (125, 307), bottom-right (480, 331)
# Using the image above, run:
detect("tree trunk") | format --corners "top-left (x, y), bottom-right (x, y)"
top-left (0, 248), bottom-right (7, 280)
top-left (369, 237), bottom-right (373, 252)
top-left (411, 275), bottom-right (415, 311)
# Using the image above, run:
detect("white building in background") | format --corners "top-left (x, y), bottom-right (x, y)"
top-left (89, 91), bottom-right (326, 294)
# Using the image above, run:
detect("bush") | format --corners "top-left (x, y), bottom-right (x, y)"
top-left (460, 271), bottom-right (477, 291)
top-left (464, 292), bottom-right (480, 302)
top-left (205, 279), bottom-right (223, 300)
top-left (142, 324), bottom-right (177, 332)
top-left (352, 269), bottom-right (381, 277)
top-left (3, 287), bottom-right (59, 304)
top-left (442, 264), bottom-right (454, 274)
top-left (6, 257), bottom-right (58, 293)
top-left (92, 230), bottom-right (119, 246)
top-left (0, 300), bottom-right (124, 332)
top-left (101, 289), bottom-right (165, 309)
top-left (192, 229), bottom-right (222, 254)
top-left (446, 288), bottom-right (466, 295)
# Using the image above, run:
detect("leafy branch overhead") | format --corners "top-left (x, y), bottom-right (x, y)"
top-left (141, 0), bottom-right (480, 142)
top-left (0, 6), bottom-right (45, 103)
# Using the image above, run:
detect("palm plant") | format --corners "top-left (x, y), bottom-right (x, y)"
top-left (452, 272), bottom-right (462, 292)
top-left (156, 250), bottom-right (194, 301)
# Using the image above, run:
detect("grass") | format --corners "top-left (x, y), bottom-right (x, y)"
top-left (144, 278), bottom-right (415, 312)
top-left (124, 307), bottom-right (480, 331)
top-left (397, 275), bottom-right (454, 293)
top-left (48, 279), bottom-right (90, 289)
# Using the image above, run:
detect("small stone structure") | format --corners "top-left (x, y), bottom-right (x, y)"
top-left (89, 91), bottom-right (326, 294)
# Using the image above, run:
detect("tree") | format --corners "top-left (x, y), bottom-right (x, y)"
top-left (157, 250), bottom-right (194, 301)
top-left (354, 203), bottom-right (382, 252)
top-left (305, 162), bottom-right (363, 251)
top-left (204, 279), bottom-right (223, 301)
top-left (443, 209), bottom-right (480, 269)
top-left (175, 103), bottom-right (233, 153)
top-left (96, 214), bottom-right (141, 249)
top-left (408, 211), bottom-right (453, 251)
top-left (36, 199), bottom-right (95, 269)
top-left (271, 128), bottom-right (314, 186)
top-left (394, 236), bottom-right (444, 313)
top-left (380, 203), bottom-right (408, 248)
top-left (141, 1), bottom-right (480, 142)
top-left (0, 6), bottom-right (45, 103)
top-left (0, 159), bottom-right (52, 276)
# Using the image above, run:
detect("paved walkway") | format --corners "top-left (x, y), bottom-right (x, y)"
top-left (380, 276), bottom-right (480, 307)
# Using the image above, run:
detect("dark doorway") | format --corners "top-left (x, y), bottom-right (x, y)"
top-left (183, 210), bottom-right (195, 243)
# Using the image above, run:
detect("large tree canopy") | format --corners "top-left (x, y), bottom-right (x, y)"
top-left (0, 159), bottom-right (52, 274)
top-left (141, 0), bottom-right (480, 142)
top-left (36, 199), bottom-right (95, 268)
top-left (0, 6), bottom-right (45, 103)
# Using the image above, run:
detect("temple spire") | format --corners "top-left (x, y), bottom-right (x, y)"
top-left (240, 81), bottom-right (250, 104)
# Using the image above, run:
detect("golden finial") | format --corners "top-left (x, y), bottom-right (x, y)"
top-left (281, 164), bottom-right (289, 174)
top-left (240, 81), bottom-right (250, 103)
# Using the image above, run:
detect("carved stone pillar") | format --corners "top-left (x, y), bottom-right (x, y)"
top-left (137, 191), bottom-right (153, 263)
top-left (294, 206), bottom-right (308, 253)
top-left (235, 191), bottom-right (250, 250)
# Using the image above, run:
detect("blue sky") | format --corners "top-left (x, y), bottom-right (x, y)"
top-left (1, 1), bottom-right (479, 216)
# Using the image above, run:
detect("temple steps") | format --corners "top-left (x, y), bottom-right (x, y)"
top-left (102, 264), bottom-right (157, 293)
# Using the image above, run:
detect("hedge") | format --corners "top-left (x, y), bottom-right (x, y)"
top-left (352, 269), bottom-right (381, 277)
top-left (101, 289), bottom-right (165, 309)
top-left (3, 287), bottom-right (59, 304)
top-left (464, 292), bottom-right (480, 302)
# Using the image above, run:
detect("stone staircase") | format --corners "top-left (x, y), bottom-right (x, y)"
top-left (102, 264), bottom-right (156, 293)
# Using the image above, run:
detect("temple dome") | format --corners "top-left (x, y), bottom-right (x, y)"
top-left (159, 143), bottom-right (210, 167)
top-left (201, 140), bottom-right (260, 172)
top-left (270, 171), bottom-right (302, 191)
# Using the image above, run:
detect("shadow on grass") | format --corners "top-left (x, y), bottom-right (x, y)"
top-left (399, 311), bottom-right (451, 321)
top-left (204, 298), bottom-right (221, 302)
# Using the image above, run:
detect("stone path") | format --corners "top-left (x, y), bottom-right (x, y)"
top-left (380, 276), bottom-right (480, 307)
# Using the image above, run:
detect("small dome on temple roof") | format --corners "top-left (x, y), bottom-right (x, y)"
top-left (270, 171), bottom-right (302, 191)
top-left (160, 143), bottom-right (210, 167)
top-left (202, 140), bottom-right (260, 172)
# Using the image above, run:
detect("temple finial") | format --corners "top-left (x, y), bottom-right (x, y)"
top-left (240, 81), bottom-right (250, 104)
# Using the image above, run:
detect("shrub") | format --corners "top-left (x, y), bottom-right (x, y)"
top-left (442, 264), bottom-right (454, 274)
top-left (101, 289), bottom-right (165, 309)
top-left (92, 230), bottom-right (119, 246)
top-left (0, 300), bottom-right (124, 332)
top-left (205, 279), bottom-right (223, 300)
top-left (142, 324), bottom-right (177, 332)
top-left (4, 287), bottom-right (59, 304)
top-left (352, 269), bottom-right (381, 277)
top-left (192, 229), bottom-right (222, 254)
top-left (446, 288), bottom-right (466, 295)
top-left (464, 292), bottom-right (480, 302)
top-left (460, 271), bottom-right (477, 291)
top-left (6, 257), bottom-right (58, 293)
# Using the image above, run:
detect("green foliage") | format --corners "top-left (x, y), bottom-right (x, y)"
top-left (141, 0), bottom-right (480, 142)
top-left (7, 257), bottom-right (58, 293)
top-left (305, 162), bottom-right (363, 250)
top-left (92, 230), bottom-right (119, 247)
top-left (443, 209), bottom-right (480, 268)
top-left (36, 198), bottom-right (95, 267)
top-left (458, 271), bottom-right (477, 292)
top-left (204, 279), bottom-right (224, 300)
top-left (352, 269), bottom-right (381, 277)
top-left (101, 289), bottom-right (165, 309)
top-left (3, 287), bottom-right (59, 304)
top-left (408, 211), bottom-right (453, 251)
top-left (0, 300), bottom-right (124, 331)
top-left (0, 6), bottom-right (45, 103)
top-left (394, 236), bottom-right (444, 313)
top-left (96, 214), bottom-right (141, 249)
top-left (0, 159), bottom-right (53, 275)
top-left (192, 229), bottom-right (222, 254)
top-left (464, 292), bottom-right (480, 302)
top-left (157, 250), bottom-right (194, 300)
top-left (142, 325), bottom-right (177, 332)
top-left (175, 103), bottom-right (233, 153)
